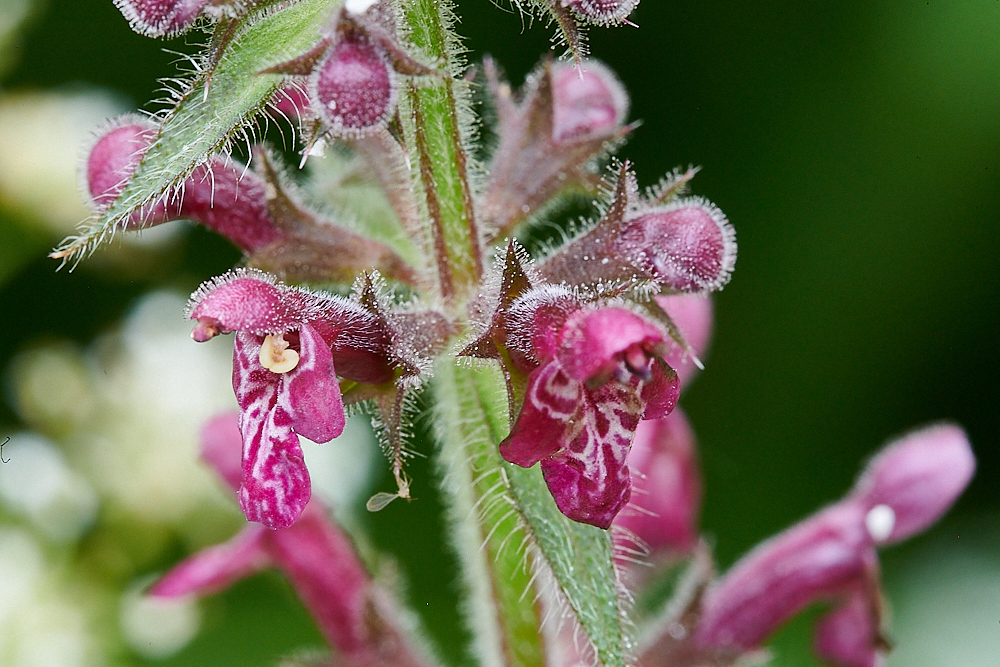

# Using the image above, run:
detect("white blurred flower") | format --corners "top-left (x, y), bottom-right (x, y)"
top-left (79, 291), bottom-right (238, 524)
top-left (0, 528), bottom-right (100, 667)
top-left (0, 433), bottom-right (98, 543)
top-left (119, 580), bottom-right (200, 660)
top-left (301, 413), bottom-right (378, 516)
top-left (0, 90), bottom-right (122, 234)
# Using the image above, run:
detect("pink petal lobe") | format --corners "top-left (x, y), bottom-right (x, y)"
top-left (813, 587), bottom-right (884, 667)
top-left (149, 524), bottom-right (270, 598)
top-left (851, 423), bottom-right (974, 544)
top-left (614, 409), bottom-right (700, 554)
top-left (500, 362), bottom-right (577, 467)
top-left (279, 322), bottom-right (345, 443)
top-left (556, 306), bottom-right (665, 384)
top-left (540, 380), bottom-right (642, 529)
top-left (695, 502), bottom-right (871, 650)
top-left (640, 359), bottom-right (680, 420)
top-left (234, 333), bottom-right (311, 529)
top-left (200, 412), bottom-right (244, 492)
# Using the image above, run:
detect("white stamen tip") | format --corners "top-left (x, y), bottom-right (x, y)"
top-left (345, 0), bottom-right (379, 15)
top-left (865, 504), bottom-right (896, 542)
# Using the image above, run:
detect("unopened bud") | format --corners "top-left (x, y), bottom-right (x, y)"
top-left (310, 35), bottom-right (395, 138)
top-left (114, 0), bottom-right (211, 38)
top-left (85, 116), bottom-right (283, 251)
top-left (614, 410), bottom-right (700, 556)
top-left (561, 0), bottom-right (639, 26)
top-left (551, 60), bottom-right (628, 143)
top-left (619, 200), bottom-right (737, 293)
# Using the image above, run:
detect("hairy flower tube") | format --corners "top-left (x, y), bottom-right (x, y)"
top-left (186, 270), bottom-right (396, 528)
top-left (151, 413), bottom-right (432, 667)
top-left (81, 116), bottom-right (418, 284)
top-left (692, 424), bottom-right (975, 666)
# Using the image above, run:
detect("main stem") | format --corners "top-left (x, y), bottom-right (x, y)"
top-left (399, 0), bottom-right (483, 307)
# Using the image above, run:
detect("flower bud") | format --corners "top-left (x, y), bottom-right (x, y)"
top-left (550, 60), bottom-right (629, 143)
top-left (656, 293), bottom-right (713, 389)
top-left (114, 0), bottom-right (211, 38)
top-left (694, 502), bottom-right (871, 651)
top-left (309, 34), bottom-right (395, 138)
top-left (619, 199), bottom-right (737, 293)
top-left (562, 0), bottom-right (639, 26)
top-left (850, 423), bottom-right (975, 545)
top-left (85, 117), bottom-right (158, 211)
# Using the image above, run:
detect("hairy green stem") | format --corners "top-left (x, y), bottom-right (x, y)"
top-left (433, 360), bottom-right (546, 667)
top-left (399, 0), bottom-right (482, 305)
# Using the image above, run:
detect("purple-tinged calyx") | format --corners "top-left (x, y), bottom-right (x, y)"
top-left (187, 270), bottom-right (396, 528)
top-left (561, 0), bottom-right (639, 26)
top-left (114, 0), bottom-right (211, 37)
top-left (482, 57), bottom-right (630, 240)
top-left (691, 423), bottom-right (975, 666)
top-left (497, 282), bottom-right (680, 529)
top-left (537, 163), bottom-right (736, 296)
top-left (150, 413), bottom-right (432, 667)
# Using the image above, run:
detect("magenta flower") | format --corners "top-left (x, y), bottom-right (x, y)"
top-left (187, 270), bottom-right (394, 528)
top-left (151, 413), bottom-right (431, 667)
top-left (612, 295), bottom-right (711, 559)
top-left (498, 286), bottom-right (680, 528)
top-left (692, 423), bottom-right (975, 666)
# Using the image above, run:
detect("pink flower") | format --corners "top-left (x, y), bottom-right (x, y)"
top-left (187, 270), bottom-right (394, 528)
top-left (612, 295), bottom-right (712, 560)
top-left (150, 414), bottom-right (430, 667)
top-left (692, 424), bottom-right (975, 666)
top-left (499, 286), bottom-right (680, 528)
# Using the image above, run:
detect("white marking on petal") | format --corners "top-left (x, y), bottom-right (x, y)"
top-left (865, 504), bottom-right (896, 542)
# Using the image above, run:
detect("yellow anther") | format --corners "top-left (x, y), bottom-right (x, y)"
top-left (259, 334), bottom-right (300, 374)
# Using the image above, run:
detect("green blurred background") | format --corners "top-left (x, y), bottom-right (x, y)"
top-left (0, 0), bottom-right (997, 665)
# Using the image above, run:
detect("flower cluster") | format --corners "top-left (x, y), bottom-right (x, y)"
top-left (71, 0), bottom-right (980, 665)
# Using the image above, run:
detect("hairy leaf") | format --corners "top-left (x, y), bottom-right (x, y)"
top-left (55, 0), bottom-right (338, 264)
top-left (434, 360), bottom-right (629, 667)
